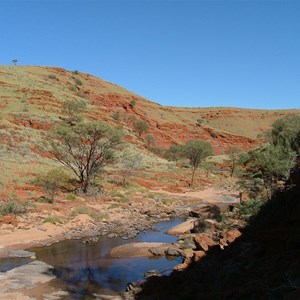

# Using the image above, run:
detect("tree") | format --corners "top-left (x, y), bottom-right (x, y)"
top-left (45, 121), bottom-right (123, 193)
top-left (271, 114), bottom-right (300, 154)
top-left (226, 146), bottom-right (241, 177)
top-left (120, 152), bottom-right (142, 187)
top-left (12, 59), bottom-right (18, 65)
top-left (241, 144), bottom-right (296, 200)
top-left (183, 140), bottom-right (214, 186)
top-left (61, 99), bottom-right (86, 124)
top-left (134, 119), bottom-right (149, 138)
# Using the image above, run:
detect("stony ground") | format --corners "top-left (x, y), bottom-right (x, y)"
top-left (0, 186), bottom-right (239, 299)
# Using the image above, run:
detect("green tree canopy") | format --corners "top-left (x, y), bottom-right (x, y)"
top-left (271, 114), bottom-right (300, 154)
top-left (45, 121), bottom-right (123, 193)
top-left (183, 140), bottom-right (214, 186)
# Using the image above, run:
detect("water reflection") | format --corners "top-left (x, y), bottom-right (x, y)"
top-left (30, 218), bottom-right (183, 297)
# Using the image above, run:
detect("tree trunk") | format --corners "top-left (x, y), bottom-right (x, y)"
top-left (190, 167), bottom-right (196, 186)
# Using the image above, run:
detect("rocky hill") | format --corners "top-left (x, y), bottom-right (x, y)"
top-left (1, 65), bottom-right (298, 155)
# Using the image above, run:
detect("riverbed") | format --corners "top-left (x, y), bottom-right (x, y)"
top-left (19, 218), bottom-right (183, 298)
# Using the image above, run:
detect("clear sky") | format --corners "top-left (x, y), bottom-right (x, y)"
top-left (1, 0), bottom-right (300, 109)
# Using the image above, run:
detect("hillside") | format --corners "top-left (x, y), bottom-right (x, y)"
top-left (0, 65), bottom-right (299, 196)
top-left (1, 65), bottom-right (298, 155)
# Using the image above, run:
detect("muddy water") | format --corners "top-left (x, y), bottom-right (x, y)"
top-left (29, 218), bottom-right (183, 298)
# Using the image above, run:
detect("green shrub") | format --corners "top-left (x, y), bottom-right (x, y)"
top-left (129, 100), bottom-right (136, 108)
top-left (71, 205), bottom-right (109, 221)
top-left (65, 193), bottom-right (76, 201)
top-left (43, 215), bottom-right (63, 224)
top-left (34, 169), bottom-right (72, 203)
top-left (74, 78), bottom-right (83, 86)
top-left (238, 198), bottom-right (265, 219)
top-left (0, 200), bottom-right (28, 215)
top-left (48, 74), bottom-right (57, 80)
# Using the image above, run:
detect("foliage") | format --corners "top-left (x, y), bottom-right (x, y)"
top-left (183, 140), bottom-right (214, 186)
top-left (0, 199), bottom-right (28, 215)
top-left (74, 78), bottom-right (83, 86)
top-left (225, 146), bottom-right (241, 177)
top-left (241, 144), bottom-right (296, 199)
top-left (48, 74), bottom-right (57, 80)
top-left (271, 114), bottom-right (300, 154)
top-left (45, 121), bottom-right (123, 193)
top-left (111, 111), bottom-right (123, 122)
top-left (124, 114), bottom-right (136, 127)
top-left (34, 168), bottom-right (72, 203)
top-left (239, 115), bottom-right (300, 199)
top-left (165, 144), bottom-right (184, 162)
top-left (210, 131), bottom-right (218, 138)
top-left (129, 100), bottom-right (136, 108)
top-left (238, 198), bottom-right (265, 219)
top-left (196, 118), bottom-right (204, 126)
top-left (12, 59), bottom-right (18, 65)
top-left (71, 205), bottom-right (109, 221)
top-left (61, 99), bottom-right (86, 123)
top-left (65, 192), bottom-right (76, 201)
top-left (134, 119), bottom-right (149, 137)
top-left (120, 151), bottom-right (142, 187)
top-left (145, 134), bottom-right (155, 149)
top-left (43, 215), bottom-right (63, 224)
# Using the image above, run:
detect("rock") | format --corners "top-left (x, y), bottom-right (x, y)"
top-left (108, 233), bottom-right (118, 238)
top-left (0, 215), bottom-right (18, 227)
top-left (220, 229), bottom-right (242, 247)
top-left (36, 225), bottom-right (47, 231)
top-left (194, 234), bottom-right (217, 252)
top-left (144, 270), bottom-right (161, 279)
top-left (193, 250), bottom-right (206, 262)
top-left (182, 248), bottom-right (194, 259)
top-left (165, 247), bottom-right (181, 256)
top-left (0, 261), bottom-right (55, 293)
top-left (189, 204), bottom-right (221, 219)
top-left (8, 250), bottom-right (36, 258)
top-left (166, 218), bottom-right (196, 235)
top-left (174, 258), bottom-right (192, 271)
top-left (110, 242), bottom-right (171, 258)
top-left (126, 281), bottom-right (142, 293)
top-left (148, 247), bottom-right (165, 256)
top-left (191, 217), bottom-right (216, 234)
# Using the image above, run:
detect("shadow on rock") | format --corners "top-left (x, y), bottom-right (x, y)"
top-left (135, 179), bottom-right (300, 299)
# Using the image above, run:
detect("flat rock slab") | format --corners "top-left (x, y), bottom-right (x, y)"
top-left (110, 242), bottom-right (172, 258)
top-left (0, 260), bottom-right (55, 293)
top-left (166, 218), bottom-right (197, 235)
top-left (8, 250), bottom-right (36, 258)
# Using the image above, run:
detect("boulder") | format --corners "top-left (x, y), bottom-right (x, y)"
top-left (166, 218), bottom-right (196, 235)
top-left (182, 248), bottom-right (194, 259)
top-left (193, 250), bottom-right (206, 262)
top-left (189, 204), bottom-right (221, 219)
top-left (174, 258), bottom-right (192, 271)
top-left (194, 234), bottom-right (217, 252)
top-left (220, 229), bottom-right (242, 247)
top-left (110, 242), bottom-right (171, 258)
top-left (148, 247), bottom-right (165, 256)
top-left (165, 247), bottom-right (181, 256)
top-left (191, 217), bottom-right (216, 234)
top-left (144, 270), bottom-right (161, 279)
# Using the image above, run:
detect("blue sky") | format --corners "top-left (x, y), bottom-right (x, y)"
top-left (1, 0), bottom-right (300, 109)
